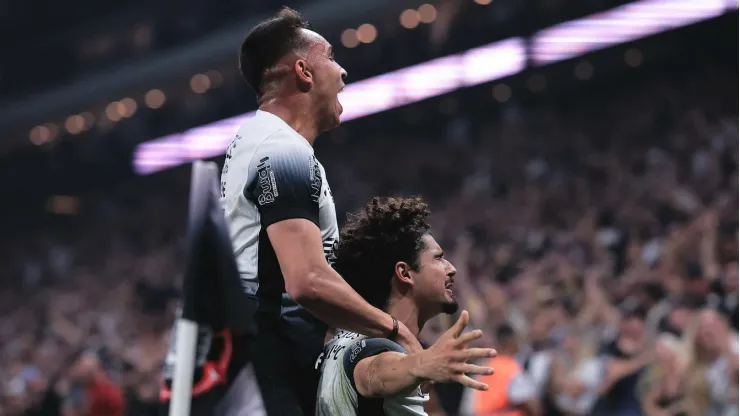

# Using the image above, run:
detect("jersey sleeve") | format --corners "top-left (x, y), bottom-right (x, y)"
top-left (342, 338), bottom-right (407, 393)
top-left (244, 132), bottom-right (322, 228)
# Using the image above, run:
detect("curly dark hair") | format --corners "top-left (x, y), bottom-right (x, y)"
top-left (333, 196), bottom-right (432, 311)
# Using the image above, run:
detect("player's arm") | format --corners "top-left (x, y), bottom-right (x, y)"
top-left (345, 339), bottom-right (421, 398)
top-left (349, 312), bottom-right (496, 398)
top-left (268, 218), bottom-right (401, 339)
top-left (250, 141), bottom-right (417, 349)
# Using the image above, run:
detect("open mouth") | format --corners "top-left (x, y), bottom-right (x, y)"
top-left (445, 279), bottom-right (454, 290)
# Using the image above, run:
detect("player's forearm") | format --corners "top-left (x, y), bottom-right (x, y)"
top-left (357, 352), bottom-right (423, 397)
top-left (295, 265), bottom-right (393, 339)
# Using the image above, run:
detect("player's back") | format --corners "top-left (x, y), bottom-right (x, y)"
top-left (316, 330), bottom-right (429, 416)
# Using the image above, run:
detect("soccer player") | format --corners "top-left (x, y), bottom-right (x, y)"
top-left (316, 196), bottom-right (497, 415)
top-left (220, 8), bottom-right (423, 415)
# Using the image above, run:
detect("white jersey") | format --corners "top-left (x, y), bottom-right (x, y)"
top-left (220, 110), bottom-right (339, 299)
top-left (316, 331), bottom-right (429, 416)
top-left (220, 110), bottom-right (340, 387)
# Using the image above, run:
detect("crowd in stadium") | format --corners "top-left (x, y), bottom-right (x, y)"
top-left (0, 63), bottom-right (737, 416)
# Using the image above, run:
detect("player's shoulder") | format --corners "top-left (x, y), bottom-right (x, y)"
top-left (351, 337), bottom-right (407, 356)
top-left (237, 111), bottom-right (312, 154)
top-left (330, 330), bottom-right (365, 343)
top-left (343, 336), bottom-right (407, 372)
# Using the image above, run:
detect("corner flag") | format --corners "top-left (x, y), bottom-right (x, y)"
top-left (163, 161), bottom-right (259, 416)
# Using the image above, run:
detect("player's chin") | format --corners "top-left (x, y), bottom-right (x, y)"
top-left (329, 102), bottom-right (342, 122)
top-left (328, 114), bottom-right (341, 130)
top-left (441, 299), bottom-right (459, 315)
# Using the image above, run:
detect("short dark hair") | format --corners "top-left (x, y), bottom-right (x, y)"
top-left (239, 7), bottom-right (311, 96)
top-left (333, 197), bottom-right (432, 311)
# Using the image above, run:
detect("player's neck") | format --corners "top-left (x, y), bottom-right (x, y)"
top-left (387, 296), bottom-right (424, 339)
top-left (259, 98), bottom-right (320, 145)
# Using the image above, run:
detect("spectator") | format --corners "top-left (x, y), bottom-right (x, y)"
top-left (592, 307), bottom-right (651, 416)
top-left (0, 59), bottom-right (736, 416)
top-left (461, 323), bottom-right (540, 416)
top-left (549, 327), bottom-right (602, 415)
top-left (637, 333), bottom-right (689, 416)
top-left (685, 309), bottom-right (739, 416)
top-left (64, 350), bottom-right (125, 416)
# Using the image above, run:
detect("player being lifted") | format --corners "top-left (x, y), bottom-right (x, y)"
top-left (316, 196), bottom-right (497, 415)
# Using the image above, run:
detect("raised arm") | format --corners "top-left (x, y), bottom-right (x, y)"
top-left (349, 311), bottom-right (496, 397)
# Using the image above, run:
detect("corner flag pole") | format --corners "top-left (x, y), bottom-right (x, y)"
top-left (168, 160), bottom-right (214, 416)
top-left (168, 319), bottom-right (199, 416)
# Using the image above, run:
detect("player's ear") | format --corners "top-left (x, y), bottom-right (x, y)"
top-left (394, 261), bottom-right (414, 288)
top-left (295, 59), bottom-right (312, 91)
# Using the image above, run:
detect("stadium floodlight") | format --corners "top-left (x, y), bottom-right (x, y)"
top-left (531, 0), bottom-right (728, 65)
top-left (133, 37), bottom-right (525, 175)
top-left (133, 0), bottom-right (733, 175)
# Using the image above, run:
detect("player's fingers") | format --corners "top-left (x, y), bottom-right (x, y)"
top-left (448, 310), bottom-right (469, 338)
top-left (456, 348), bottom-right (497, 361)
top-left (455, 329), bottom-right (483, 346)
top-left (456, 363), bottom-right (494, 376)
top-left (455, 375), bottom-right (489, 391)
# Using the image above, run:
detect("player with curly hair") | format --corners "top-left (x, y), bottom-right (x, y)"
top-left (315, 196), bottom-right (497, 415)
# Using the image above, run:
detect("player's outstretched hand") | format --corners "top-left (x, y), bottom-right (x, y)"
top-left (410, 310), bottom-right (496, 391)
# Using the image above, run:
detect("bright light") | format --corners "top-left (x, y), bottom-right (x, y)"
top-left (145, 89), bottom-right (166, 109)
top-left (531, 0), bottom-right (726, 65)
top-left (475, 0), bottom-right (493, 5)
top-left (134, 38), bottom-right (527, 174)
top-left (400, 9), bottom-right (420, 29)
top-left (492, 84), bottom-right (512, 102)
top-left (357, 24), bottom-right (377, 43)
top-left (574, 61), bottom-right (594, 80)
top-left (65, 115), bottom-right (85, 134)
top-left (106, 102), bottom-right (122, 122)
top-left (341, 29), bottom-right (360, 48)
top-left (120, 98), bottom-right (138, 118)
top-left (190, 74), bottom-right (211, 94)
top-left (30, 125), bottom-right (50, 145)
top-left (418, 4), bottom-right (437, 23)
top-left (132, 0), bottom-right (730, 175)
top-left (625, 48), bottom-right (643, 67)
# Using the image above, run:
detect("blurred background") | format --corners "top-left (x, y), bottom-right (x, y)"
top-left (0, 0), bottom-right (737, 415)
